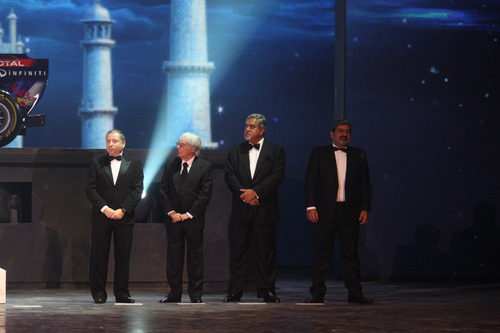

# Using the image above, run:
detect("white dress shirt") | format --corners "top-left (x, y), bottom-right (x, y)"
top-left (306, 144), bottom-right (347, 212)
top-left (110, 157), bottom-right (122, 185)
top-left (180, 156), bottom-right (195, 175)
top-left (249, 138), bottom-right (264, 179)
top-left (101, 153), bottom-right (123, 214)
top-left (333, 144), bottom-right (347, 202)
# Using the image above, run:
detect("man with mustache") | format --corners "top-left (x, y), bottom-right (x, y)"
top-left (304, 120), bottom-right (373, 304)
top-left (223, 113), bottom-right (285, 303)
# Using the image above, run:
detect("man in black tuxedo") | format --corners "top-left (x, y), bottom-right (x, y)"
top-left (86, 129), bottom-right (144, 304)
top-left (159, 132), bottom-right (213, 304)
top-left (304, 120), bottom-right (373, 304)
top-left (223, 114), bottom-right (285, 303)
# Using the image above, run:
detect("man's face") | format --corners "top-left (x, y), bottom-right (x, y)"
top-left (244, 118), bottom-right (265, 144)
top-left (330, 124), bottom-right (351, 148)
top-left (106, 132), bottom-right (125, 156)
top-left (177, 139), bottom-right (195, 161)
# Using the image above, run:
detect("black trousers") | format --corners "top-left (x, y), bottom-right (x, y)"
top-left (165, 220), bottom-right (204, 298)
top-left (310, 203), bottom-right (362, 297)
top-left (228, 219), bottom-right (277, 297)
top-left (89, 221), bottom-right (134, 300)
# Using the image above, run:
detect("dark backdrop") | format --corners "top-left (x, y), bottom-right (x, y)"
top-left (2, 0), bottom-right (499, 280)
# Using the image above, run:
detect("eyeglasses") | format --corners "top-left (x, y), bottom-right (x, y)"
top-left (176, 142), bottom-right (188, 148)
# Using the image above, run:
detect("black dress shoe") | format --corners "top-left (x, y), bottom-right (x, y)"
top-left (159, 296), bottom-right (181, 303)
top-left (190, 296), bottom-right (203, 303)
top-left (348, 294), bottom-right (373, 305)
top-left (116, 297), bottom-right (135, 304)
top-left (94, 296), bottom-right (107, 304)
top-left (222, 294), bottom-right (241, 302)
top-left (263, 291), bottom-right (280, 303)
top-left (303, 296), bottom-right (324, 303)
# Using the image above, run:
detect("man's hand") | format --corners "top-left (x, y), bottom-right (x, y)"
top-left (306, 208), bottom-right (319, 223)
top-left (169, 211), bottom-right (182, 223)
top-left (112, 209), bottom-right (125, 220)
top-left (104, 208), bottom-right (124, 220)
top-left (240, 189), bottom-right (257, 204)
top-left (248, 198), bottom-right (260, 206)
top-left (358, 210), bottom-right (369, 225)
top-left (104, 207), bottom-right (115, 219)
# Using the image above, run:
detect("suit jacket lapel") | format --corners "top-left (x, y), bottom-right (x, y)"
top-left (189, 157), bottom-right (202, 178)
top-left (345, 147), bottom-right (352, 182)
top-left (116, 156), bottom-right (131, 186)
top-left (169, 158), bottom-right (182, 187)
top-left (253, 141), bottom-right (269, 180)
top-left (328, 146), bottom-right (337, 174)
top-left (239, 143), bottom-right (252, 180)
top-left (103, 159), bottom-right (114, 185)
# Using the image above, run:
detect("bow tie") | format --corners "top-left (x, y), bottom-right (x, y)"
top-left (108, 155), bottom-right (122, 161)
top-left (247, 143), bottom-right (260, 151)
top-left (332, 147), bottom-right (347, 153)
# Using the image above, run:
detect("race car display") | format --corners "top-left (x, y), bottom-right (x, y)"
top-left (0, 54), bottom-right (48, 147)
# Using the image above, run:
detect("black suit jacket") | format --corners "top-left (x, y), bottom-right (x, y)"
top-left (161, 156), bottom-right (213, 227)
top-left (305, 145), bottom-right (371, 223)
top-left (86, 154), bottom-right (144, 224)
top-left (225, 139), bottom-right (285, 224)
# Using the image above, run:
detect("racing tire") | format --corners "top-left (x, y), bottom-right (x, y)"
top-left (0, 90), bottom-right (22, 147)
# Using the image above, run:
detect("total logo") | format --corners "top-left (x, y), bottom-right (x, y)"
top-left (0, 60), bottom-right (25, 67)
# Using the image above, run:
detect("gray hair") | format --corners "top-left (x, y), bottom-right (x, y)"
top-left (179, 132), bottom-right (202, 156)
top-left (105, 129), bottom-right (126, 142)
top-left (247, 113), bottom-right (267, 131)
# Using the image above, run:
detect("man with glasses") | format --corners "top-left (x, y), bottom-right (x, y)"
top-left (159, 132), bottom-right (213, 303)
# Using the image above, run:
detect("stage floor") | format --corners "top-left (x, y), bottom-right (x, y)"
top-left (1, 277), bottom-right (499, 332)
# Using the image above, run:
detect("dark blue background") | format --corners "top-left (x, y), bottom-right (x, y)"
top-left (4, 0), bottom-right (499, 279)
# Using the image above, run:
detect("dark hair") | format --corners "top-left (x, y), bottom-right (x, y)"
top-left (106, 129), bottom-right (126, 142)
top-left (331, 119), bottom-right (352, 133)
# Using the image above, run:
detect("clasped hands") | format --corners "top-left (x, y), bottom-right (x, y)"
top-left (169, 211), bottom-right (190, 223)
top-left (104, 208), bottom-right (125, 220)
top-left (240, 189), bottom-right (260, 206)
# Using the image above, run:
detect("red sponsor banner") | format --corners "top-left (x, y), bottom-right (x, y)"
top-left (0, 59), bottom-right (37, 67)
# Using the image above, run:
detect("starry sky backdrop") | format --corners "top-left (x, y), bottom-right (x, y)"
top-left (1, 0), bottom-right (499, 277)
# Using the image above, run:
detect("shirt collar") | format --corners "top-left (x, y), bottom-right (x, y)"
top-left (182, 155), bottom-right (195, 167)
top-left (109, 152), bottom-right (123, 162)
top-left (332, 144), bottom-right (347, 149)
top-left (251, 137), bottom-right (264, 148)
